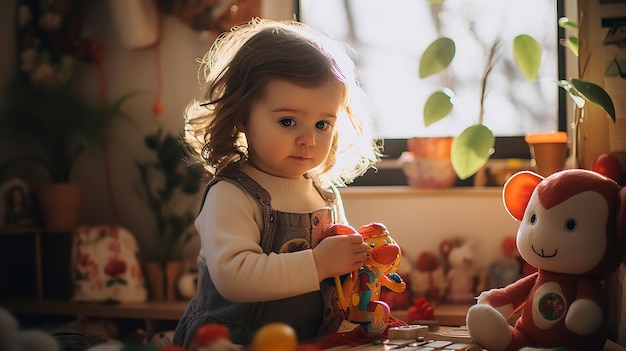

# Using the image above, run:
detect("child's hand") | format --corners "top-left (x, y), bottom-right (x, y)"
top-left (313, 233), bottom-right (367, 281)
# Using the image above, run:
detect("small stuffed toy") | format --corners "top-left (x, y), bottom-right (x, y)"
top-left (443, 239), bottom-right (480, 303)
top-left (486, 236), bottom-right (523, 289)
top-left (326, 222), bottom-right (406, 337)
top-left (410, 251), bottom-right (447, 303)
top-left (466, 169), bottom-right (626, 351)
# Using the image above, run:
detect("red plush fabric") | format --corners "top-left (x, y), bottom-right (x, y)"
top-left (315, 315), bottom-right (408, 349)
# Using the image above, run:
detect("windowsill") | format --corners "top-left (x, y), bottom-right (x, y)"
top-left (339, 185), bottom-right (503, 198)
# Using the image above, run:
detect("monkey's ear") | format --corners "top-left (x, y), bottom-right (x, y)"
top-left (502, 171), bottom-right (543, 221)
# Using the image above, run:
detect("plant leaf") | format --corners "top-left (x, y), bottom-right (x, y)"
top-left (558, 17), bottom-right (578, 30)
top-left (566, 36), bottom-right (579, 57)
top-left (423, 89), bottom-right (454, 126)
top-left (571, 78), bottom-right (616, 121)
top-left (450, 124), bottom-right (495, 180)
top-left (557, 79), bottom-right (585, 108)
top-left (419, 37), bottom-right (455, 78)
top-left (513, 34), bottom-right (542, 81)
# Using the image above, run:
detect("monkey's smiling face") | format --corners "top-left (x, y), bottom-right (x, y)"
top-left (517, 190), bottom-right (608, 274)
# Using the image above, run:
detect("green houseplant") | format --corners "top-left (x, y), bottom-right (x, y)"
top-left (418, 7), bottom-right (615, 180)
top-left (0, 0), bottom-right (134, 183)
top-left (135, 128), bottom-right (203, 300)
top-left (0, 80), bottom-right (134, 231)
top-left (556, 16), bottom-right (616, 169)
top-left (0, 0), bottom-right (135, 231)
top-left (0, 79), bottom-right (134, 183)
top-left (418, 34), bottom-right (539, 180)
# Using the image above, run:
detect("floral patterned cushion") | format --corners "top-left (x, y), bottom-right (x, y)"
top-left (72, 226), bottom-right (147, 303)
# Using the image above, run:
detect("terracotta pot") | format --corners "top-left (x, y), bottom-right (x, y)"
top-left (400, 137), bottom-right (456, 188)
top-left (144, 260), bottom-right (183, 301)
top-left (525, 132), bottom-right (568, 177)
top-left (36, 182), bottom-right (84, 232)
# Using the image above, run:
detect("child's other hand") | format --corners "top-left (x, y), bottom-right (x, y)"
top-left (313, 233), bottom-right (367, 281)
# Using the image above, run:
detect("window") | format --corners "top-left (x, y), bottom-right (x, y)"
top-left (297, 0), bottom-right (567, 186)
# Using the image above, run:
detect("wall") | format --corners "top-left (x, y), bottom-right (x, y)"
top-left (340, 188), bottom-right (520, 271)
top-left (0, 0), bottom-right (518, 266)
top-left (0, 0), bottom-right (291, 259)
top-left (74, 0), bottom-right (296, 260)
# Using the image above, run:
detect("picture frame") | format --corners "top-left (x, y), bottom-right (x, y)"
top-left (0, 177), bottom-right (36, 230)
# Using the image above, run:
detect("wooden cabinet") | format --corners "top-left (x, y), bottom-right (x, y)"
top-left (0, 229), bottom-right (73, 301)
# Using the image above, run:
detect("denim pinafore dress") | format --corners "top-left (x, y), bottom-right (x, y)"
top-left (173, 171), bottom-right (346, 347)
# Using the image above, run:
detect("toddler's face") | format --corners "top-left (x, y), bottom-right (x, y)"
top-left (242, 78), bottom-right (343, 179)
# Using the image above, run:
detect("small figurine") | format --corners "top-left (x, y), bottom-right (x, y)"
top-left (328, 222), bottom-right (406, 337)
top-left (486, 236), bottom-right (523, 289)
top-left (466, 169), bottom-right (626, 351)
top-left (441, 238), bottom-right (481, 303)
top-left (0, 178), bottom-right (35, 229)
top-left (410, 251), bottom-right (446, 303)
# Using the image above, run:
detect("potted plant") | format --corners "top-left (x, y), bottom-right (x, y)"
top-left (0, 1), bottom-right (134, 231)
top-left (0, 80), bottom-right (134, 231)
top-left (414, 12), bottom-right (615, 181)
top-left (135, 128), bottom-right (203, 300)
top-left (556, 16), bottom-right (617, 169)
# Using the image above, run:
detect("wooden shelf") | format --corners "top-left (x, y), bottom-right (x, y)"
top-left (1, 300), bottom-right (188, 321)
top-left (1, 299), bottom-right (189, 335)
top-left (1, 299), bottom-right (469, 327)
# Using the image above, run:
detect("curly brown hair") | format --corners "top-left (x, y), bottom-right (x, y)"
top-left (184, 18), bottom-right (381, 186)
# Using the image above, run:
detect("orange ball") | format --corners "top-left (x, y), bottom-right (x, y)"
top-left (250, 323), bottom-right (297, 351)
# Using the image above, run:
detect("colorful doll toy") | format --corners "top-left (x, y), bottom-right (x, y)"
top-left (324, 222), bottom-right (407, 338)
top-left (466, 169), bottom-right (626, 351)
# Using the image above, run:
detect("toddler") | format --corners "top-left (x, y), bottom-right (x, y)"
top-left (173, 18), bottom-right (382, 347)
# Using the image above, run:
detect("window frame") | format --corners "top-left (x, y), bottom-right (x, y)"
top-left (296, 0), bottom-right (568, 187)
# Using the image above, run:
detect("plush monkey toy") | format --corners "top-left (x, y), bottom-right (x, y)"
top-left (466, 169), bottom-right (626, 351)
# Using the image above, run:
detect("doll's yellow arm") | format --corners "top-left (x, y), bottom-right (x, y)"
top-left (337, 271), bottom-right (357, 310)
top-left (382, 273), bottom-right (406, 293)
top-left (334, 276), bottom-right (345, 308)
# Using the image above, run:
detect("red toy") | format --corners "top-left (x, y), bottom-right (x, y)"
top-left (466, 169), bottom-right (626, 351)
top-left (407, 297), bottom-right (435, 323)
top-left (410, 251), bottom-right (446, 303)
top-left (191, 323), bottom-right (237, 351)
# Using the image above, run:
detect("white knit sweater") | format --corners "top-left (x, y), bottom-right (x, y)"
top-left (196, 164), bottom-right (347, 303)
